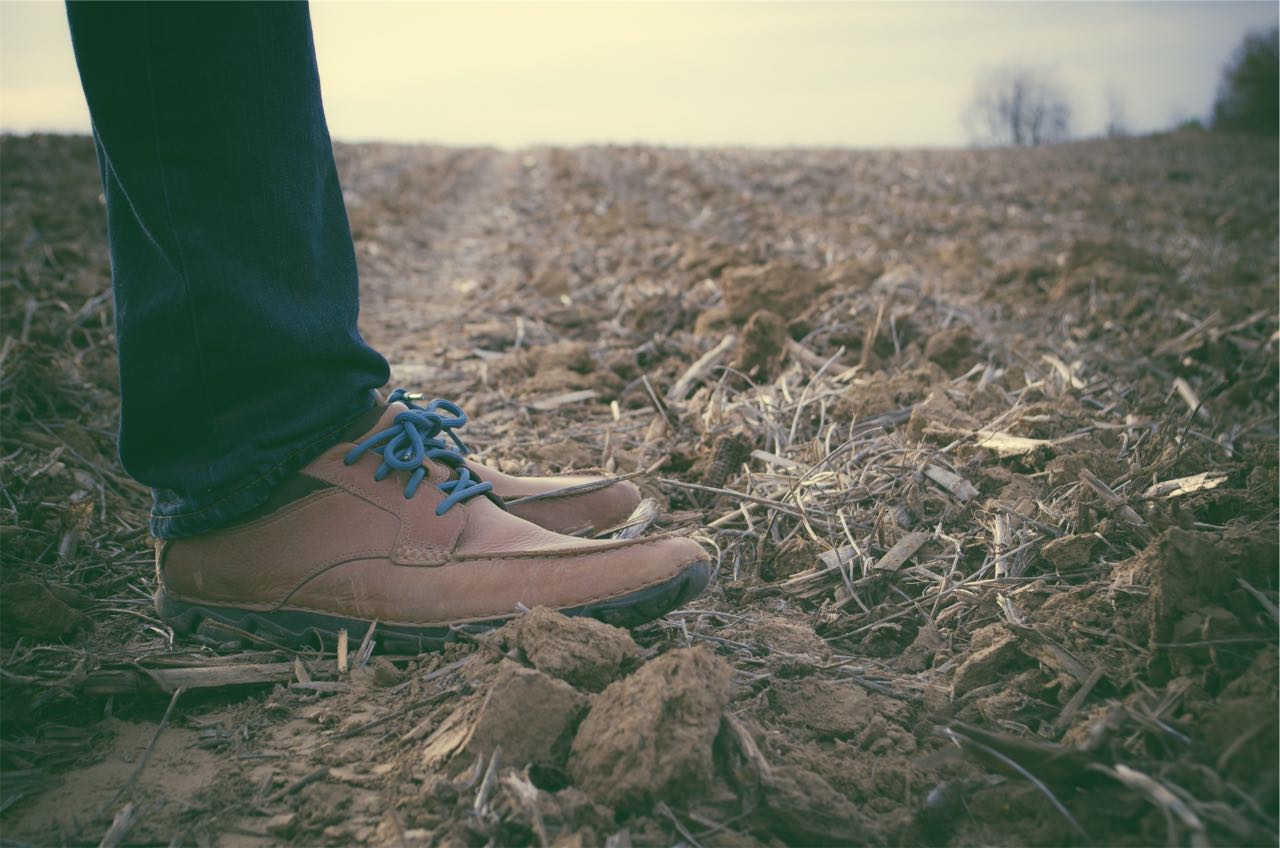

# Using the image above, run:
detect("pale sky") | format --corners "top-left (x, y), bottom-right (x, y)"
top-left (1, 1), bottom-right (1276, 148)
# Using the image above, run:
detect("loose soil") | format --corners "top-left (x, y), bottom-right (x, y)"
top-left (1, 131), bottom-right (1276, 846)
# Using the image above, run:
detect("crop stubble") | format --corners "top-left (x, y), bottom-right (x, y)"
top-left (0, 132), bottom-right (1276, 846)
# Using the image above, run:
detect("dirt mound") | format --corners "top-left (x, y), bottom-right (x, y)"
top-left (1124, 527), bottom-right (1274, 637)
top-left (0, 580), bottom-right (90, 640)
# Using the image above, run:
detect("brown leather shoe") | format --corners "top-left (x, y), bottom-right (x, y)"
top-left (372, 391), bottom-right (641, 536)
top-left (154, 401), bottom-right (710, 651)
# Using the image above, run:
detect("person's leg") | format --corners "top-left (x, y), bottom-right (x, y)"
top-left (65, 1), bottom-right (389, 539)
top-left (66, 1), bottom-right (711, 638)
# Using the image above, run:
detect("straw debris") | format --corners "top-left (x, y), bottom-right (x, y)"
top-left (2, 132), bottom-right (1275, 846)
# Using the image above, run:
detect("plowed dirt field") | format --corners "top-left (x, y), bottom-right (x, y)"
top-left (2, 131), bottom-right (1276, 846)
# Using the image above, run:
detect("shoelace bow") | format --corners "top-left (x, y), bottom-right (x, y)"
top-left (386, 388), bottom-right (470, 453)
top-left (343, 389), bottom-right (493, 515)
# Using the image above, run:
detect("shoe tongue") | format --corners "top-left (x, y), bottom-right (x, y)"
top-left (342, 399), bottom-right (408, 442)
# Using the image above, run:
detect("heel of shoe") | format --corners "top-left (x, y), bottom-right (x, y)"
top-left (154, 586), bottom-right (202, 632)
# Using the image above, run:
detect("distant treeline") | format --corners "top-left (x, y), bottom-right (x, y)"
top-left (966, 25), bottom-right (1278, 147)
top-left (1211, 26), bottom-right (1278, 135)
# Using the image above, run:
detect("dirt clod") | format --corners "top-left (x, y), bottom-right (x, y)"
top-left (266, 812), bottom-right (297, 836)
top-left (759, 764), bottom-right (872, 846)
top-left (923, 325), bottom-right (978, 375)
top-left (569, 647), bottom-right (732, 809)
top-left (721, 262), bottom-right (831, 323)
top-left (731, 308), bottom-right (788, 379)
top-left (767, 678), bottom-right (872, 739)
top-left (371, 656), bottom-right (404, 687)
top-left (951, 624), bottom-right (1021, 695)
top-left (1040, 533), bottom-right (1097, 568)
top-left (723, 611), bottom-right (830, 658)
top-left (905, 388), bottom-right (978, 442)
top-left (423, 661), bottom-right (586, 769)
top-left (494, 607), bottom-right (639, 692)
top-left (0, 580), bottom-right (89, 639)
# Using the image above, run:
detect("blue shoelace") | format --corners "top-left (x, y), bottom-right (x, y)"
top-left (343, 389), bottom-right (492, 515)
top-left (386, 388), bottom-right (471, 454)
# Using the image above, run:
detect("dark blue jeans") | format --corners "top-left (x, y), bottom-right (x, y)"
top-left (66, 1), bottom-right (390, 539)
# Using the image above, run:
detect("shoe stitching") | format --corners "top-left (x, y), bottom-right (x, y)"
top-left (451, 535), bottom-right (691, 562)
top-left (163, 547), bottom-right (394, 609)
top-left (221, 556), bottom-right (709, 628)
top-left (153, 398), bottom-right (375, 521)
top-left (493, 472), bottom-right (634, 501)
top-left (278, 542), bottom-right (704, 613)
top-left (176, 487), bottom-right (341, 537)
top-left (307, 460), bottom-right (466, 557)
top-left (167, 535), bottom-right (704, 618)
top-left (504, 487), bottom-right (634, 507)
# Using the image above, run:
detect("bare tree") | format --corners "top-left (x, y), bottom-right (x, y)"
top-left (964, 64), bottom-right (1072, 146)
top-left (1105, 86), bottom-right (1129, 138)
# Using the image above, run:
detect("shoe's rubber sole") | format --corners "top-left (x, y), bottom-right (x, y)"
top-left (155, 559), bottom-right (712, 654)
